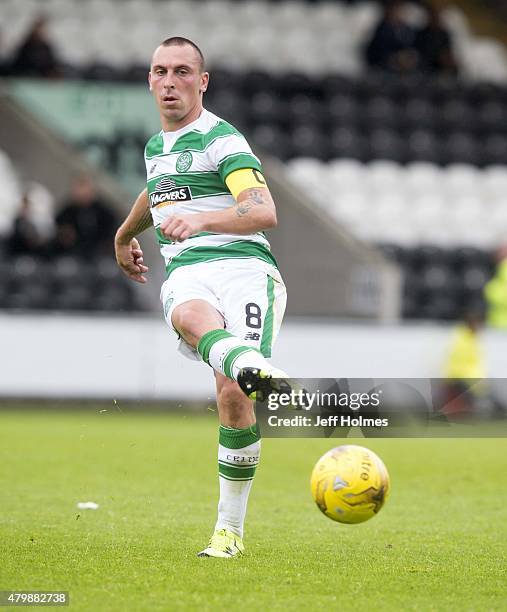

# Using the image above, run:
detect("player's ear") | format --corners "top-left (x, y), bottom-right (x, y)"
top-left (199, 72), bottom-right (209, 94)
top-left (148, 71), bottom-right (153, 92)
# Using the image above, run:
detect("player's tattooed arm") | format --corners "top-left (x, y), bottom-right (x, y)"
top-left (115, 188), bottom-right (152, 243)
top-left (131, 206), bottom-right (153, 235)
top-left (234, 188), bottom-right (268, 218)
top-left (191, 186), bottom-right (277, 235)
top-left (230, 185), bottom-right (277, 232)
top-left (161, 185), bottom-right (277, 242)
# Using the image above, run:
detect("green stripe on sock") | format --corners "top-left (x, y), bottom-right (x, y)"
top-left (219, 424), bottom-right (260, 449)
top-left (219, 463), bottom-right (257, 480)
top-left (197, 329), bottom-right (232, 365)
top-left (219, 459), bottom-right (258, 469)
top-left (218, 473), bottom-right (254, 482)
top-left (260, 275), bottom-right (275, 357)
top-left (223, 346), bottom-right (252, 379)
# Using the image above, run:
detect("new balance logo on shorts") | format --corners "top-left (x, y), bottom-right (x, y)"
top-left (149, 177), bottom-right (192, 207)
top-left (244, 332), bottom-right (261, 341)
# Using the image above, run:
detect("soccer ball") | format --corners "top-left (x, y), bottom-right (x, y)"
top-left (310, 445), bottom-right (390, 524)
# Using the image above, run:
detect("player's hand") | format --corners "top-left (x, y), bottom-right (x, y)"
top-left (115, 237), bottom-right (149, 284)
top-left (160, 214), bottom-right (204, 243)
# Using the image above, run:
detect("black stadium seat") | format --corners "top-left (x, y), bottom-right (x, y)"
top-left (379, 244), bottom-right (493, 321)
top-left (406, 129), bottom-right (442, 164)
top-left (249, 92), bottom-right (286, 126)
top-left (483, 134), bottom-right (507, 165)
top-left (403, 99), bottom-right (437, 131)
top-left (367, 128), bottom-right (406, 163)
top-left (364, 97), bottom-right (401, 131)
top-left (327, 94), bottom-right (359, 127)
top-left (252, 124), bottom-right (291, 160)
top-left (440, 99), bottom-right (475, 133)
top-left (329, 127), bottom-right (366, 161)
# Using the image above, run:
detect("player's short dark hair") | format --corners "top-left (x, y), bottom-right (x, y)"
top-left (160, 36), bottom-right (205, 72)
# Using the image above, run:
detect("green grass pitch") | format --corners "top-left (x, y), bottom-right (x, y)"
top-left (1, 407), bottom-right (506, 611)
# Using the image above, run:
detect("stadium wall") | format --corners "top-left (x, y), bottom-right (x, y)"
top-left (1, 314), bottom-right (506, 401)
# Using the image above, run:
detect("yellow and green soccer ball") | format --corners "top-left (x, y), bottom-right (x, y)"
top-left (310, 445), bottom-right (390, 524)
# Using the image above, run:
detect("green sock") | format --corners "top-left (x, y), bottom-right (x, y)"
top-left (214, 424), bottom-right (261, 537)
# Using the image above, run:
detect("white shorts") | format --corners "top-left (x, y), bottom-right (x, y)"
top-left (160, 259), bottom-right (287, 361)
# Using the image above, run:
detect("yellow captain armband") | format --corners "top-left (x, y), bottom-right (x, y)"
top-left (225, 168), bottom-right (267, 200)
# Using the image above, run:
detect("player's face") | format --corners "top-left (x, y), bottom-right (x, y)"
top-left (149, 44), bottom-right (209, 131)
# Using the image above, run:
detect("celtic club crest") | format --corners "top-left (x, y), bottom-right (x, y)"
top-left (176, 151), bottom-right (193, 173)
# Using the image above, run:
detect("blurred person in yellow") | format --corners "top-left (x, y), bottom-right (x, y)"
top-left (442, 312), bottom-right (487, 418)
top-left (445, 313), bottom-right (486, 382)
top-left (484, 246), bottom-right (507, 328)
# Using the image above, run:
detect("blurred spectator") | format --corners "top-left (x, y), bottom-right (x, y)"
top-left (484, 247), bottom-right (507, 328)
top-left (442, 312), bottom-right (505, 419)
top-left (444, 313), bottom-right (486, 382)
top-left (364, 0), bottom-right (419, 73)
top-left (441, 313), bottom-right (486, 418)
top-left (415, 4), bottom-right (458, 75)
top-left (6, 193), bottom-right (48, 256)
top-left (11, 16), bottom-right (60, 78)
top-left (53, 177), bottom-right (117, 257)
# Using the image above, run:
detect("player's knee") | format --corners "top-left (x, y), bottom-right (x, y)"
top-left (171, 306), bottom-right (198, 337)
top-left (172, 301), bottom-right (224, 342)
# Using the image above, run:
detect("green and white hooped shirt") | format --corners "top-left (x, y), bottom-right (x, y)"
top-left (145, 109), bottom-right (279, 277)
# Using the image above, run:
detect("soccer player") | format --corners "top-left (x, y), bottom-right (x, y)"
top-left (114, 37), bottom-right (294, 558)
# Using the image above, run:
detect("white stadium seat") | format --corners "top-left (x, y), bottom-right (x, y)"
top-left (442, 164), bottom-right (481, 197)
top-left (365, 160), bottom-right (402, 192)
top-left (463, 38), bottom-right (507, 83)
top-left (483, 166), bottom-right (507, 199)
top-left (327, 159), bottom-right (364, 192)
top-left (404, 162), bottom-right (443, 195)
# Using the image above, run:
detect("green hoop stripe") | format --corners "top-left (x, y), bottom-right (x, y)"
top-left (219, 424), bottom-right (260, 448)
top-left (165, 240), bottom-right (278, 277)
top-left (155, 226), bottom-right (173, 245)
top-left (155, 227), bottom-right (217, 246)
top-left (145, 132), bottom-right (163, 157)
top-left (197, 329), bottom-right (232, 365)
top-left (218, 153), bottom-right (262, 183)
top-left (223, 346), bottom-right (252, 379)
top-left (145, 121), bottom-right (238, 158)
top-left (218, 474), bottom-right (254, 482)
top-left (218, 459), bottom-right (258, 469)
top-left (171, 121), bottom-right (239, 153)
top-left (260, 275), bottom-right (275, 358)
top-left (218, 463), bottom-right (257, 480)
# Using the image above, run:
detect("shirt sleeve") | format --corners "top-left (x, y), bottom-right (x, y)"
top-left (207, 132), bottom-right (263, 183)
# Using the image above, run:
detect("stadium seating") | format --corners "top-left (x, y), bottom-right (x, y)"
top-left (9, 65), bottom-right (506, 319)
top-left (0, 149), bottom-right (143, 313)
top-left (62, 70), bottom-right (507, 181)
top-left (287, 157), bottom-right (502, 319)
top-left (2, 0), bottom-right (507, 82)
top-left (0, 253), bottom-right (141, 312)
top-left (287, 158), bottom-right (507, 248)
top-left (3, 1), bottom-right (507, 321)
